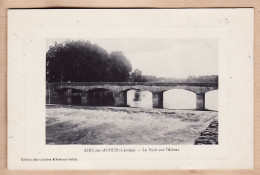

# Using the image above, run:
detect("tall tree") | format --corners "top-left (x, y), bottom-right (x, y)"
top-left (109, 51), bottom-right (132, 82)
top-left (46, 40), bottom-right (132, 82)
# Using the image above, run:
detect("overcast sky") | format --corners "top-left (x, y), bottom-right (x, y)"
top-left (47, 38), bottom-right (218, 79)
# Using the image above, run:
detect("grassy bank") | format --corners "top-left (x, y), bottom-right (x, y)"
top-left (46, 105), bottom-right (218, 145)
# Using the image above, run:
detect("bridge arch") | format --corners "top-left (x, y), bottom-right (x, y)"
top-left (114, 88), bottom-right (153, 108)
top-left (46, 88), bottom-right (68, 104)
top-left (48, 88), bottom-right (88, 105)
top-left (205, 90), bottom-right (218, 111)
top-left (163, 89), bottom-right (196, 109)
top-left (86, 86), bottom-right (115, 92)
top-left (83, 88), bottom-right (114, 106)
top-left (86, 87), bottom-right (113, 92)
top-left (70, 89), bottom-right (86, 105)
top-left (126, 89), bottom-right (153, 108)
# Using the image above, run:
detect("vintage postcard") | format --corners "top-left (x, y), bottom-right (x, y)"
top-left (8, 9), bottom-right (254, 169)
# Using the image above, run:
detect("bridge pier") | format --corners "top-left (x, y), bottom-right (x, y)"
top-left (46, 89), bottom-right (51, 104)
top-left (113, 91), bottom-right (127, 107)
top-left (152, 92), bottom-right (163, 108)
top-left (66, 89), bottom-right (72, 104)
top-left (196, 93), bottom-right (205, 110)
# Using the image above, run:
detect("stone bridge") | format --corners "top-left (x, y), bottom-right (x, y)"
top-left (46, 82), bottom-right (218, 110)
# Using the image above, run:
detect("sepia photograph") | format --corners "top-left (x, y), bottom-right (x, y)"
top-left (7, 8), bottom-right (254, 170)
top-left (45, 38), bottom-right (218, 145)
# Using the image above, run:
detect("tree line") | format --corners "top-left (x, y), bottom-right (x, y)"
top-left (46, 40), bottom-right (132, 82)
top-left (133, 75), bottom-right (218, 83)
top-left (46, 40), bottom-right (218, 83)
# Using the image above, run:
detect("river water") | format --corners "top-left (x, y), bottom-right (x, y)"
top-left (127, 89), bottom-right (218, 111)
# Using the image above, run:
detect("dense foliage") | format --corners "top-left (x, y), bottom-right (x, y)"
top-left (46, 40), bottom-right (132, 82)
top-left (130, 69), bottom-right (144, 82)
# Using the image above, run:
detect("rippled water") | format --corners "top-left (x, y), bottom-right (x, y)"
top-left (46, 105), bottom-right (218, 145)
top-left (127, 89), bottom-right (218, 111)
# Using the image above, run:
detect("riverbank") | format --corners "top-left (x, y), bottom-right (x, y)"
top-left (194, 119), bottom-right (218, 145)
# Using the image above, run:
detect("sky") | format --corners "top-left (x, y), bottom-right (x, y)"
top-left (47, 38), bottom-right (218, 79)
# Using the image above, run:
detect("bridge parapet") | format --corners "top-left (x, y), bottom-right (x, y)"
top-left (47, 82), bottom-right (218, 94)
top-left (47, 82), bottom-right (218, 87)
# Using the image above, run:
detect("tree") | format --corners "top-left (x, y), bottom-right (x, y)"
top-left (131, 69), bottom-right (144, 82)
top-left (46, 42), bottom-right (66, 82)
top-left (109, 51), bottom-right (132, 82)
top-left (46, 40), bottom-right (132, 82)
